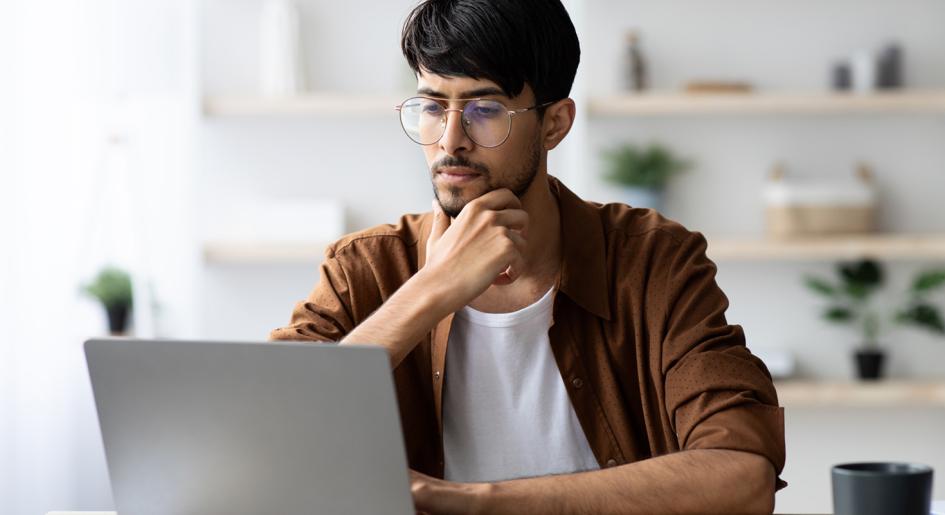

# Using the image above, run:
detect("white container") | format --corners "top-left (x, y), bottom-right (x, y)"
top-left (751, 349), bottom-right (797, 380)
top-left (763, 164), bottom-right (877, 238)
top-left (205, 198), bottom-right (345, 245)
top-left (850, 50), bottom-right (876, 93)
top-left (260, 0), bottom-right (304, 96)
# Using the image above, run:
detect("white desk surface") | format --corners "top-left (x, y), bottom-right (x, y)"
top-left (46, 500), bottom-right (945, 514)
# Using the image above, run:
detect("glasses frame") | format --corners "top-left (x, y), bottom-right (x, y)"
top-left (395, 96), bottom-right (556, 148)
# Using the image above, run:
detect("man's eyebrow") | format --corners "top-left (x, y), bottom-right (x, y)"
top-left (416, 86), bottom-right (507, 98)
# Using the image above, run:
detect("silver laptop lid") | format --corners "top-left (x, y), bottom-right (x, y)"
top-left (85, 338), bottom-right (414, 515)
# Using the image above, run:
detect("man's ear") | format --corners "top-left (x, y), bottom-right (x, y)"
top-left (540, 98), bottom-right (576, 151)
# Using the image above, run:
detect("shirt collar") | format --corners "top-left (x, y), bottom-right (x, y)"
top-left (549, 176), bottom-right (612, 321)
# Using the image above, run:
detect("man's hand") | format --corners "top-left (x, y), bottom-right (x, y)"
top-left (422, 189), bottom-right (529, 313)
top-left (338, 189), bottom-right (529, 368)
top-left (410, 450), bottom-right (776, 515)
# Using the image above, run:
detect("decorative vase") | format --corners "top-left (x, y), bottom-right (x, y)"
top-left (619, 186), bottom-right (664, 212)
top-left (854, 349), bottom-right (885, 381)
top-left (260, 0), bottom-right (304, 96)
top-left (106, 304), bottom-right (131, 336)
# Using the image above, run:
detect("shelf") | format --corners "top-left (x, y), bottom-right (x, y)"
top-left (203, 235), bottom-right (945, 264)
top-left (203, 90), bottom-right (945, 117)
top-left (203, 93), bottom-right (404, 117)
top-left (588, 90), bottom-right (945, 116)
top-left (706, 234), bottom-right (945, 261)
top-left (203, 241), bottom-right (329, 264)
top-left (775, 380), bottom-right (945, 408)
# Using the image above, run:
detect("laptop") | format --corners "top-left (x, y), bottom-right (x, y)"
top-left (84, 338), bottom-right (415, 515)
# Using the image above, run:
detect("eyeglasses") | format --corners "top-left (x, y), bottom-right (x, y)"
top-left (395, 96), bottom-right (554, 148)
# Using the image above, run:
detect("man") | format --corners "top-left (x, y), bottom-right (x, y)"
top-left (271, 0), bottom-right (786, 513)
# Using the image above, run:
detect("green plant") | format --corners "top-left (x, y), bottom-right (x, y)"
top-left (601, 142), bottom-right (692, 189)
top-left (81, 266), bottom-right (133, 310)
top-left (805, 259), bottom-right (945, 348)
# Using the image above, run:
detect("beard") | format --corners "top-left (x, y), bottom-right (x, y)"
top-left (430, 134), bottom-right (542, 218)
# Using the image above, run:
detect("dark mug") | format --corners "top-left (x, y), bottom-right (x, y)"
top-left (832, 462), bottom-right (933, 515)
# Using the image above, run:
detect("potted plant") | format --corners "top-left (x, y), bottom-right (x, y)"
top-left (82, 266), bottom-right (134, 335)
top-left (601, 142), bottom-right (691, 212)
top-left (805, 259), bottom-right (945, 380)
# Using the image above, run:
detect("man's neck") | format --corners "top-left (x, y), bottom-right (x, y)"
top-left (468, 172), bottom-right (562, 313)
top-left (518, 172), bottom-right (561, 273)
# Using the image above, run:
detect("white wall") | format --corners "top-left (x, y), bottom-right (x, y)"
top-left (195, 0), bottom-right (430, 339)
top-left (2, 1), bottom-right (200, 513)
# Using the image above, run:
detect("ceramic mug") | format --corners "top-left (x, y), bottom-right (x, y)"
top-left (832, 462), bottom-right (933, 515)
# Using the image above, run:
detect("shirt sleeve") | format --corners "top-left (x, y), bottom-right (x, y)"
top-left (269, 249), bottom-right (355, 342)
top-left (660, 231), bottom-right (787, 490)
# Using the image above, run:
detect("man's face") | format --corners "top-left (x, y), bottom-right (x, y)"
top-left (416, 71), bottom-right (544, 218)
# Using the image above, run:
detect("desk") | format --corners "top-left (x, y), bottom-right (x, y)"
top-left (40, 512), bottom-right (833, 515)
top-left (46, 500), bottom-right (945, 514)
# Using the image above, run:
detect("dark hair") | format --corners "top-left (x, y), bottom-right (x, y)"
top-left (401, 0), bottom-right (580, 111)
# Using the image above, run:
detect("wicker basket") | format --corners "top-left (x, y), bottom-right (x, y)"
top-left (764, 163), bottom-right (877, 238)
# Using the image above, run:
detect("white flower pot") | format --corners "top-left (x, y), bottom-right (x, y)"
top-left (618, 186), bottom-right (664, 212)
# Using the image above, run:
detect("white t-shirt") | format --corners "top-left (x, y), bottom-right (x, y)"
top-left (442, 286), bottom-right (600, 482)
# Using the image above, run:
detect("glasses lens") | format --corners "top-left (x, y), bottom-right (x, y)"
top-left (463, 99), bottom-right (510, 148)
top-left (400, 97), bottom-right (445, 145)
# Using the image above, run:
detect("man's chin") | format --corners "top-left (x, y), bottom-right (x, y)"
top-left (438, 197), bottom-right (467, 219)
top-left (434, 185), bottom-right (490, 218)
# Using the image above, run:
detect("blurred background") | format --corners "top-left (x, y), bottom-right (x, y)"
top-left (2, 0), bottom-right (944, 513)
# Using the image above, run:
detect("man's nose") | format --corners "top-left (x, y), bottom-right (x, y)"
top-left (438, 109), bottom-right (474, 155)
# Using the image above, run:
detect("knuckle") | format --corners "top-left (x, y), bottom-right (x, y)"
top-left (466, 197), bottom-right (483, 211)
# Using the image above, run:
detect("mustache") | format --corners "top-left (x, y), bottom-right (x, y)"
top-left (431, 155), bottom-right (490, 176)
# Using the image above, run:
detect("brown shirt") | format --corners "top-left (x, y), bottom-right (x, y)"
top-left (270, 176), bottom-right (786, 489)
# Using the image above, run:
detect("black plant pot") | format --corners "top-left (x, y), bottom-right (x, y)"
top-left (106, 304), bottom-right (131, 335)
top-left (854, 349), bottom-right (885, 381)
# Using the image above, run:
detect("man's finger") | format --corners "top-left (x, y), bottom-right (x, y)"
top-left (493, 209), bottom-right (529, 232)
top-left (428, 199), bottom-right (450, 244)
top-left (506, 229), bottom-right (527, 253)
top-left (467, 188), bottom-right (522, 213)
top-left (493, 256), bottom-right (525, 286)
top-left (493, 232), bottom-right (527, 286)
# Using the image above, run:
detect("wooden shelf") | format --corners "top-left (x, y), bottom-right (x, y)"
top-left (203, 93), bottom-right (404, 117)
top-left (203, 90), bottom-right (945, 117)
top-left (203, 241), bottom-right (329, 264)
top-left (706, 234), bottom-right (945, 261)
top-left (775, 380), bottom-right (945, 408)
top-left (589, 90), bottom-right (945, 116)
top-left (203, 235), bottom-right (945, 263)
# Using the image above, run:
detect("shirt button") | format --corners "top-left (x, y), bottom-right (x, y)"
top-left (434, 371), bottom-right (441, 381)
top-left (606, 458), bottom-right (618, 467)
top-left (571, 377), bottom-right (584, 389)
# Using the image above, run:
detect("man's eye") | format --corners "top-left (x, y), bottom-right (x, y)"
top-left (422, 104), bottom-right (444, 114)
top-left (474, 106), bottom-right (500, 117)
